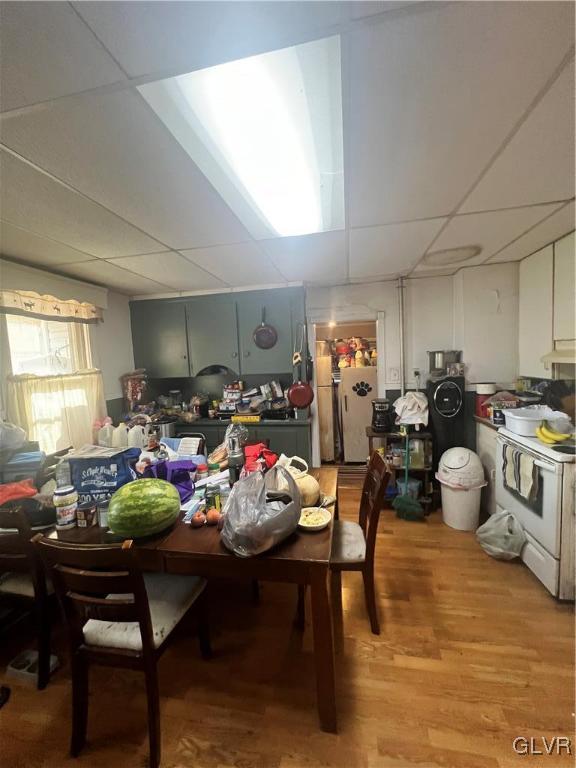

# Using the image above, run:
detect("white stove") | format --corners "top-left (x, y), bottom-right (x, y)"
top-left (498, 427), bottom-right (576, 463)
top-left (495, 427), bottom-right (575, 600)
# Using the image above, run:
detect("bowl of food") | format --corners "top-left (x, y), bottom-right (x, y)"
top-left (298, 507), bottom-right (331, 532)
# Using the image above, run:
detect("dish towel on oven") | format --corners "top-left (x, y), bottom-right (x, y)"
top-left (502, 445), bottom-right (539, 501)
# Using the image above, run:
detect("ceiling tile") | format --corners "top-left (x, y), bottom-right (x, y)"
top-left (0, 2), bottom-right (124, 112)
top-left (461, 66), bottom-right (575, 213)
top-left (1, 89), bottom-right (252, 249)
top-left (349, 218), bottom-right (446, 279)
top-left (59, 260), bottom-right (171, 295)
top-left (180, 242), bottom-right (286, 286)
top-left (348, 1), bottom-right (575, 226)
top-left (413, 203), bottom-right (563, 272)
top-left (74, 1), bottom-right (346, 79)
top-left (0, 151), bottom-right (164, 259)
top-left (110, 252), bottom-right (226, 291)
top-left (488, 202), bottom-right (575, 263)
top-left (260, 231), bottom-right (346, 283)
top-left (0, 220), bottom-right (94, 267)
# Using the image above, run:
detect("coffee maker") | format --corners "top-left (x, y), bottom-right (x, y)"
top-left (371, 399), bottom-right (395, 432)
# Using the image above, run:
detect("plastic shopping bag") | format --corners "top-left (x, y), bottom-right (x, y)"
top-left (220, 466), bottom-right (301, 557)
top-left (476, 510), bottom-right (526, 560)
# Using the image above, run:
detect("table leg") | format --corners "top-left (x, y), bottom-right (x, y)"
top-left (368, 435), bottom-right (374, 457)
top-left (310, 567), bottom-right (337, 733)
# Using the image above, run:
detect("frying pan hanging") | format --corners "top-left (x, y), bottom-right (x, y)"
top-left (253, 308), bottom-right (278, 349)
top-left (288, 323), bottom-right (314, 408)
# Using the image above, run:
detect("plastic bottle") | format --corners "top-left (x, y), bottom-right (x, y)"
top-left (111, 422), bottom-right (129, 448)
top-left (98, 417), bottom-right (114, 447)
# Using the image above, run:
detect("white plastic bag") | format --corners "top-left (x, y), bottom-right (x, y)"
top-left (476, 510), bottom-right (526, 560)
top-left (220, 466), bottom-right (301, 557)
top-left (0, 420), bottom-right (26, 451)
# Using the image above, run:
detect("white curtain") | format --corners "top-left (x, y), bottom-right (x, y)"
top-left (7, 370), bottom-right (106, 453)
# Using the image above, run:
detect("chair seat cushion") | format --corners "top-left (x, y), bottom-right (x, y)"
top-left (83, 573), bottom-right (206, 651)
top-left (331, 520), bottom-right (366, 565)
top-left (0, 572), bottom-right (54, 598)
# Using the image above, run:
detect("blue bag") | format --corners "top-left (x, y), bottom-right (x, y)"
top-left (68, 446), bottom-right (140, 504)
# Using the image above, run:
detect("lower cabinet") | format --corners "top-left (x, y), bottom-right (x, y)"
top-left (476, 421), bottom-right (498, 518)
top-left (175, 422), bottom-right (312, 464)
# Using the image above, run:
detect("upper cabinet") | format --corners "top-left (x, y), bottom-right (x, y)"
top-left (130, 300), bottom-right (189, 378)
top-left (518, 245), bottom-right (553, 378)
top-left (130, 287), bottom-right (305, 378)
top-left (185, 294), bottom-right (239, 375)
top-left (553, 232), bottom-right (575, 341)
top-left (236, 289), bottom-right (295, 375)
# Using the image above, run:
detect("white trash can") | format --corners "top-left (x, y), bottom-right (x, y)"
top-left (440, 485), bottom-right (483, 531)
top-left (436, 448), bottom-right (486, 531)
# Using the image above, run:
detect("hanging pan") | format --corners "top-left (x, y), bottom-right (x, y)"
top-left (288, 324), bottom-right (314, 408)
top-left (253, 308), bottom-right (278, 349)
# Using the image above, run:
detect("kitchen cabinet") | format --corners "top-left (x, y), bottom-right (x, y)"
top-left (476, 420), bottom-right (498, 519)
top-left (185, 294), bottom-right (239, 375)
top-left (553, 231), bottom-right (575, 341)
top-left (518, 245), bottom-right (553, 378)
top-left (130, 300), bottom-right (189, 378)
top-left (174, 420), bottom-right (312, 464)
top-left (235, 289), bottom-right (298, 375)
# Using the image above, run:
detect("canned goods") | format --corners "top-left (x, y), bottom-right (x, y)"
top-left (77, 502), bottom-right (97, 528)
top-left (53, 485), bottom-right (78, 508)
top-left (56, 502), bottom-right (77, 530)
top-left (97, 500), bottom-right (110, 528)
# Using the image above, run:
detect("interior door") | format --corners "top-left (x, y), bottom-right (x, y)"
top-left (339, 367), bottom-right (377, 462)
top-left (185, 294), bottom-right (239, 375)
top-left (130, 300), bottom-right (189, 378)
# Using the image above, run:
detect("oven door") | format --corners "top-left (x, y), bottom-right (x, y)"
top-left (495, 434), bottom-right (563, 557)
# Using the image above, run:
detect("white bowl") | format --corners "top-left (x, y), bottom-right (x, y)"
top-left (298, 507), bottom-right (332, 531)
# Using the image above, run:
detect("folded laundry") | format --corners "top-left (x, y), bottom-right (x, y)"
top-left (393, 391), bottom-right (429, 426)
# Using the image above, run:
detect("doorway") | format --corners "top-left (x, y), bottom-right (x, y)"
top-left (314, 321), bottom-right (378, 464)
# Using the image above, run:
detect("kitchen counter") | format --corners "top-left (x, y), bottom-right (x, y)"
top-left (473, 415), bottom-right (499, 431)
top-left (176, 417), bottom-right (311, 427)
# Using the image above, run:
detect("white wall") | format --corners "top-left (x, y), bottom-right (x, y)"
top-left (307, 262), bottom-right (520, 389)
top-left (90, 291), bottom-right (134, 401)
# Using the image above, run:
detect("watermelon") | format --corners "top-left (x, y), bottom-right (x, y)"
top-left (108, 478), bottom-right (180, 538)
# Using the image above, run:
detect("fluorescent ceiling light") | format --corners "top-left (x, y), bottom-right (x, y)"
top-left (139, 36), bottom-right (344, 240)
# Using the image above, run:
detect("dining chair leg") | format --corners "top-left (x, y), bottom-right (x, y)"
top-left (330, 570), bottom-right (344, 654)
top-left (36, 601), bottom-right (51, 690)
top-left (144, 662), bottom-right (161, 768)
top-left (294, 585), bottom-right (306, 630)
top-left (362, 566), bottom-right (380, 635)
top-left (70, 654), bottom-right (89, 757)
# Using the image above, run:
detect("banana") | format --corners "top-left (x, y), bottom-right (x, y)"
top-left (540, 420), bottom-right (571, 442)
top-left (536, 426), bottom-right (556, 445)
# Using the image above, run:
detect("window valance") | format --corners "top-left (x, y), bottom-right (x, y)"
top-left (0, 289), bottom-right (102, 323)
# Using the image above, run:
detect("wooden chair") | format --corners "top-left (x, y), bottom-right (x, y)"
top-left (296, 453), bottom-right (390, 635)
top-left (0, 507), bottom-right (53, 689)
top-left (33, 536), bottom-right (210, 768)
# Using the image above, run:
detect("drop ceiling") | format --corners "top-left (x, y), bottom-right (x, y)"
top-left (0, 1), bottom-right (574, 297)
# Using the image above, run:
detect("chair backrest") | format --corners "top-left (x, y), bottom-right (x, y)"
top-left (32, 536), bottom-right (154, 656)
top-left (358, 452), bottom-right (390, 565)
top-left (0, 506), bottom-right (49, 601)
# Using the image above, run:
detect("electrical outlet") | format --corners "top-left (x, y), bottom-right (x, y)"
top-left (389, 367), bottom-right (400, 383)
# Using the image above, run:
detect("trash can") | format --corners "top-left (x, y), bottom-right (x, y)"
top-left (436, 448), bottom-right (486, 531)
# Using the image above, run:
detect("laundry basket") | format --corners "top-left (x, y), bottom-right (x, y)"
top-left (436, 448), bottom-right (486, 531)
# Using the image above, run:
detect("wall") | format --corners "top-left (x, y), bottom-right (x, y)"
top-left (90, 290), bottom-right (134, 403)
top-left (307, 262), bottom-right (519, 389)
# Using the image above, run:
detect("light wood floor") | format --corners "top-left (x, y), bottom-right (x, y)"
top-left (1, 478), bottom-right (574, 768)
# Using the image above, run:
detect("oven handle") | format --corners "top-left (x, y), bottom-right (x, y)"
top-left (498, 436), bottom-right (560, 474)
top-left (534, 459), bottom-right (557, 473)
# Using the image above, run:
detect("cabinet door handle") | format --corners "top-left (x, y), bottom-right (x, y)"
top-left (182, 355), bottom-right (187, 359)
top-left (243, 350), bottom-right (250, 357)
top-left (344, 395), bottom-right (348, 412)
top-left (232, 352), bottom-right (238, 358)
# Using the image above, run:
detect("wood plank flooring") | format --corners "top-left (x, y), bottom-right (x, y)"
top-left (1, 477), bottom-right (574, 768)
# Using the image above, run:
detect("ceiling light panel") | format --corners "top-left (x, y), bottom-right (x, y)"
top-left (138, 36), bottom-right (344, 240)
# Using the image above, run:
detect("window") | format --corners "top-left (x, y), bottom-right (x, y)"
top-left (138, 35), bottom-right (344, 240)
top-left (6, 315), bottom-right (92, 375)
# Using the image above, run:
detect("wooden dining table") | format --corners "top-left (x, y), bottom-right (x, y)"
top-left (49, 466), bottom-right (339, 733)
